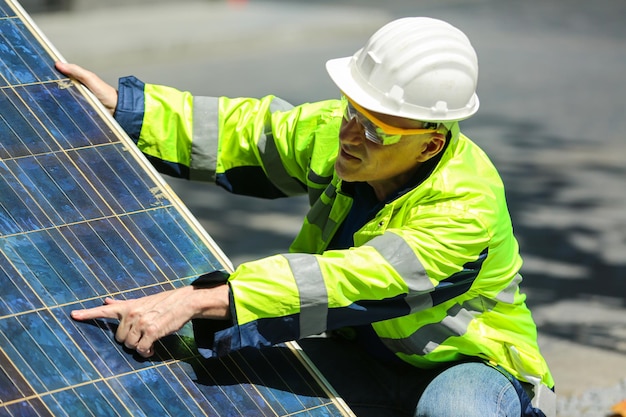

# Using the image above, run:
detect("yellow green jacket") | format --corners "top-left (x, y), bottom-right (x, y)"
top-left (115, 77), bottom-right (554, 393)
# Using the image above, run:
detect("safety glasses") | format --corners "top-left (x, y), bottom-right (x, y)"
top-left (341, 95), bottom-right (438, 145)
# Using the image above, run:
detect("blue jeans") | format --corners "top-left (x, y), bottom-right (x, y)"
top-left (299, 336), bottom-right (538, 417)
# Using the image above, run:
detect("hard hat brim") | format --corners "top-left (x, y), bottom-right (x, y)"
top-left (326, 55), bottom-right (389, 115)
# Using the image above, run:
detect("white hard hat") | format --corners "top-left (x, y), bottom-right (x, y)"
top-left (326, 17), bottom-right (479, 122)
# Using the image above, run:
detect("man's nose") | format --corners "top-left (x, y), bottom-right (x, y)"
top-left (339, 118), bottom-right (365, 144)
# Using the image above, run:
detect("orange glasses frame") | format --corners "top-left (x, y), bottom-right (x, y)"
top-left (342, 95), bottom-right (438, 145)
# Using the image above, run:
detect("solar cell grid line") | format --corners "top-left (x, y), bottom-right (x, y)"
top-left (0, 0), bottom-right (354, 416)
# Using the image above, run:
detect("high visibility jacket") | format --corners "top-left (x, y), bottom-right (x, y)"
top-left (115, 77), bottom-right (555, 399)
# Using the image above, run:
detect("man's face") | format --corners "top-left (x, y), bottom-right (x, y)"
top-left (335, 107), bottom-right (444, 200)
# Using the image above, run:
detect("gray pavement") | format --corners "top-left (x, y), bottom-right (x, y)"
top-left (27, 0), bottom-right (626, 415)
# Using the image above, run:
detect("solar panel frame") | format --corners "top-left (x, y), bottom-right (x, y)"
top-left (0, 1), bottom-right (354, 415)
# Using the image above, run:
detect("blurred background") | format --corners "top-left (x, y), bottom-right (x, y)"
top-left (21, 0), bottom-right (626, 410)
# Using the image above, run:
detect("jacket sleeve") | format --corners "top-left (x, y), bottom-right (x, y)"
top-left (114, 76), bottom-right (342, 198)
top-left (197, 207), bottom-right (498, 358)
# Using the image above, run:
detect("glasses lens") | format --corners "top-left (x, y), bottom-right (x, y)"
top-left (343, 98), bottom-right (384, 144)
top-left (360, 116), bottom-right (385, 144)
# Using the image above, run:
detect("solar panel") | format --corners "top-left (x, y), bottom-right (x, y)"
top-left (0, 1), bottom-right (353, 415)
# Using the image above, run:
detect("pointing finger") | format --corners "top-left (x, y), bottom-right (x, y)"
top-left (70, 298), bottom-right (124, 321)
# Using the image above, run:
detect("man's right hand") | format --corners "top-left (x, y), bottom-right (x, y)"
top-left (71, 284), bottom-right (231, 358)
top-left (55, 62), bottom-right (118, 115)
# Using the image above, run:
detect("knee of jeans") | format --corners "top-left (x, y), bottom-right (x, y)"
top-left (414, 362), bottom-right (521, 417)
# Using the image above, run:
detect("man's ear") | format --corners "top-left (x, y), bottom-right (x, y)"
top-left (417, 133), bottom-right (447, 162)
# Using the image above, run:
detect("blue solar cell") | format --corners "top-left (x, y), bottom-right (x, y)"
top-left (0, 1), bottom-right (15, 15)
top-left (21, 82), bottom-right (111, 149)
top-left (0, 250), bottom-right (43, 314)
top-left (73, 147), bottom-right (149, 214)
top-left (0, 1), bottom-right (350, 415)
top-left (0, 87), bottom-right (55, 158)
top-left (0, 19), bottom-right (58, 85)
top-left (4, 399), bottom-right (52, 417)
top-left (22, 230), bottom-right (100, 303)
top-left (0, 160), bottom-right (52, 233)
top-left (0, 347), bottom-right (32, 402)
top-left (46, 382), bottom-right (121, 417)
top-left (136, 207), bottom-right (220, 276)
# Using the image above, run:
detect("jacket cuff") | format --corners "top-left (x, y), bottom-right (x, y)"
top-left (191, 270), bottom-right (241, 358)
top-left (114, 76), bottom-right (145, 142)
top-left (194, 320), bottom-right (274, 359)
top-left (191, 271), bottom-right (276, 358)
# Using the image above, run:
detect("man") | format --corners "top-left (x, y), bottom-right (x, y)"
top-left (57, 17), bottom-right (555, 417)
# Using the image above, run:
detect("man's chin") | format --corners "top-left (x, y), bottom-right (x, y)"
top-left (335, 161), bottom-right (357, 183)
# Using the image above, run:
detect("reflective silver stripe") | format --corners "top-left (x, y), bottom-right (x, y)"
top-left (307, 170), bottom-right (333, 187)
top-left (283, 253), bottom-right (328, 337)
top-left (306, 183), bottom-right (337, 231)
top-left (307, 186), bottom-right (325, 207)
top-left (534, 384), bottom-right (556, 417)
top-left (380, 300), bottom-right (483, 355)
top-left (256, 99), bottom-right (305, 196)
top-left (366, 232), bottom-right (434, 293)
top-left (494, 273), bottom-right (521, 304)
top-left (190, 96), bottom-right (219, 181)
top-left (268, 96), bottom-right (294, 112)
top-left (307, 170), bottom-right (333, 205)
top-left (405, 293), bottom-right (434, 313)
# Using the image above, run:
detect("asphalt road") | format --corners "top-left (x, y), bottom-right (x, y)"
top-left (29, 0), bottom-right (626, 412)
